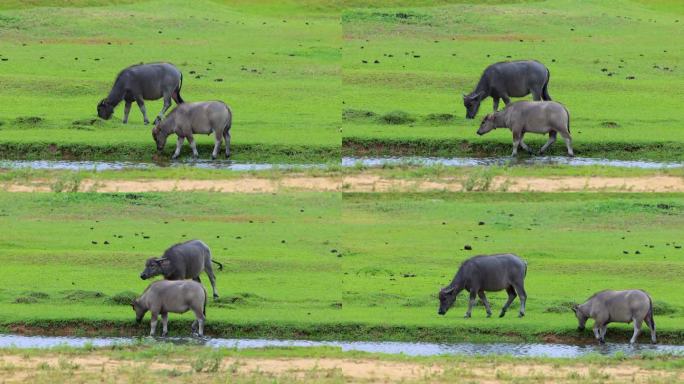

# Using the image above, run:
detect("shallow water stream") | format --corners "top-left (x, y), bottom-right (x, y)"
top-left (1, 334), bottom-right (682, 358)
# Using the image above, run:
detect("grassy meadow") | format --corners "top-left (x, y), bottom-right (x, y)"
top-left (0, 192), bottom-right (683, 343)
top-left (0, 0), bottom-right (340, 162)
top-left (342, 0), bottom-right (684, 160)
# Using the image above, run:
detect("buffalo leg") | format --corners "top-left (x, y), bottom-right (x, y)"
top-left (539, 131), bottom-right (557, 154)
top-left (492, 97), bottom-right (500, 112)
top-left (205, 264), bottom-right (219, 299)
top-left (500, 286), bottom-right (517, 318)
top-left (161, 312), bottom-right (169, 337)
top-left (559, 131), bottom-right (574, 157)
top-left (136, 97), bottom-right (149, 125)
top-left (501, 95), bottom-right (511, 105)
top-left (224, 128), bottom-right (231, 158)
top-left (122, 101), bottom-right (132, 124)
top-left (154, 94), bottom-right (172, 125)
top-left (645, 315), bottom-right (657, 344)
top-left (518, 132), bottom-right (533, 154)
top-left (593, 323), bottom-right (603, 344)
top-left (630, 318), bottom-right (642, 344)
top-left (531, 88), bottom-right (542, 101)
top-left (513, 282), bottom-right (527, 317)
top-left (149, 313), bottom-right (158, 337)
top-left (477, 291), bottom-right (492, 317)
top-left (187, 135), bottom-right (198, 159)
top-left (172, 136), bottom-right (184, 160)
top-left (192, 309), bottom-right (205, 337)
top-left (464, 289), bottom-right (477, 318)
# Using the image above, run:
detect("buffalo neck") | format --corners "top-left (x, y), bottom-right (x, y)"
top-left (105, 84), bottom-right (125, 107)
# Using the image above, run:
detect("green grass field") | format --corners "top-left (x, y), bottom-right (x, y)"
top-left (1, 192), bottom-right (682, 343)
top-left (0, 0), bottom-right (340, 162)
top-left (342, 0), bottom-right (684, 160)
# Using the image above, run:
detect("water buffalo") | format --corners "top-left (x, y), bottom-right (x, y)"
top-left (573, 290), bottom-right (656, 344)
top-left (97, 62), bottom-right (184, 125)
top-left (438, 253), bottom-right (527, 318)
top-left (152, 101), bottom-right (232, 160)
top-left (477, 101), bottom-right (573, 157)
top-left (463, 60), bottom-right (551, 119)
top-left (140, 239), bottom-right (223, 299)
top-left (132, 280), bottom-right (206, 337)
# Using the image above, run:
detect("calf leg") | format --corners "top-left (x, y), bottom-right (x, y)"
top-left (593, 323), bottom-right (603, 344)
top-left (511, 130), bottom-right (522, 157)
top-left (161, 312), bottom-right (169, 337)
top-left (630, 318), bottom-right (642, 344)
top-left (122, 101), bottom-right (132, 124)
top-left (154, 94), bottom-right (172, 125)
top-left (513, 282), bottom-right (527, 317)
top-left (149, 313), bottom-right (158, 337)
top-left (559, 130), bottom-right (574, 157)
top-left (211, 135), bottom-right (222, 160)
top-left (187, 134), bottom-right (198, 159)
top-left (645, 315), bottom-right (656, 344)
top-left (464, 289), bottom-right (477, 318)
top-left (600, 325), bottom-right (608, 344)
top-left (518, 132), bottom-right (534, 154)
top-left (500, 286), bottom-right (517, 318)
top-left (135, 97), bottom-right (150, 125)
top-left (172, 136), bottom-right (185, 160)
top-left (477, 291), bottom-right (492, 318)
top-left (539, 131), bottom-right (557, 154)
top-left (192, 308), bottom-right (205, 337)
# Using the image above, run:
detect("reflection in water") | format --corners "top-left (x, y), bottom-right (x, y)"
top-left (1, 334), bottom-right (682, 358)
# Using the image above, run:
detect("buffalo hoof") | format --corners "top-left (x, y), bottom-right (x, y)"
top-left (171, 155), bottom-right (179, 160)
top-left (567, 153), bottom-right (575, 157)
top-left (144, 120), bottom-right (150, 125)
top-left (486, 313), bottom-right (492, 318)
top-left (225, 153), bottom-right (231, 159)
top-left (499, 312), bottom-right (506, 318)
top-left (161, 332), bottom-right (168, 337)
top-left (518, 312), bottom-right (525, 318)
top-left (211, 155), bottom-right (216, 161)
top-left (463, 313), bottom-right (471, 319)
top-left (213, 294), bottom-right (219, 300)
top-left (599, 339), bottom-right (606, 345)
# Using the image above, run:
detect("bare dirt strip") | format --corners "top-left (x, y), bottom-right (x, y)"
top-left (0, 353), bottom-right (680, 383)
top-left (3, 175), bottom-right (684, 193)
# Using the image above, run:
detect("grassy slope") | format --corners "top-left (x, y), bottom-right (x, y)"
top-left (0, 0), bottom-right (340, 162)
top-left (341, 0), bottom-right (684, 160)
top-left (1, 192), bottom-right (683, 343)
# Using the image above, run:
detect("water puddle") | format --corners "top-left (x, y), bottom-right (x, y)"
top-left (0, 334), bottom-right (682, 358)
top-left (342, 156), bottom-right (684, 169)
top-left (1, 156), bottom-right (682, 172)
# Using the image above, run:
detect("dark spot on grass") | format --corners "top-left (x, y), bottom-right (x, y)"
top-left (424, 113), bottom-right (454, 124)
top-left (464, 245), bottom-right (472, 250)
top-left (62, 290), bottom-right (106, 301)
top-left (106, 291), bottom-right (137, 305)
top-left (14, 296), bottom-right (38, 304)
top-left (379, 110), bottom-right (415, 125)
top-left (14, 116), bottom-right (44, 125)
top-left (343, 109), bottom-right (376, 121)
top-left (600, 121), bottom-right (620, 128)
top-left (478, 221), bottom-right (485, 225)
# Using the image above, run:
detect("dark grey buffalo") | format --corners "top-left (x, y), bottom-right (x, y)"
top-left (140, 240), bottom-right (223, 299)
top-left (438, 253), bottom-right (527, 318)
top-left (573, 290), bottom-right (656, 344)
top-left (132, 280), bottom-right (206, 337)
top-left (463, 60), bottom-right (551, 119)
top-left (97, 62), bottom-right (184, 125)
top-left (477, 101), bottom-right (573, 157)
top-left (152, 101), bottom-right (232, 160)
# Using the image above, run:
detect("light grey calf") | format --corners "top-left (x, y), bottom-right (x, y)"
top-left (477, 101), bottom-right (573, 157)
top-left (152, 101), bottom-right (232, 160)
top-left (140, 239), bottom-right (223, 299)
top-left (573, 290), bottom-right (656, 344)
top-left (463, 60), bottom-right (551, 119)
top-left (97, 62), bottom-right (184, 125)
top-left (438, 253), bottom-right (527, 318)
top-left (132, 280), bottom-right (207, 337)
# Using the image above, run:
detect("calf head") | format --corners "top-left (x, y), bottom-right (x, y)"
top-left (151, 123), bottom-right (167, 152)
top-left (438, 286), bottom-right (458, 315)
top-left (477, 114), bottom-right (496, 136)
top-left (97, 99), bottom-right (114, 120)
top-left (463, 92), bottom-right (483, 119)
top-left (140, 257), bottom-right (168, 280)
top-left (131, 299), bottom-right (147, 323)
top-left (571, 304), bottom-right (588, 331)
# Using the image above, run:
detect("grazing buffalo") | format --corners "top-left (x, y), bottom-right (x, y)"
top-left (152, 101), bottom-right (232, 160)
top-left (140, 240), bottom-right (223, 299)
top-left (463, 60), bottom-right (551, 119)
top-left (97, 62), bottom-right (184, 125)
top-left (438, 253), bottom-right (527, 318)
top-left (132, 280), bottom-right (206, 337)
top-left (573, 290), bottom-right (656, 344)
top-left (477, 101), bottom-right (573, 157)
